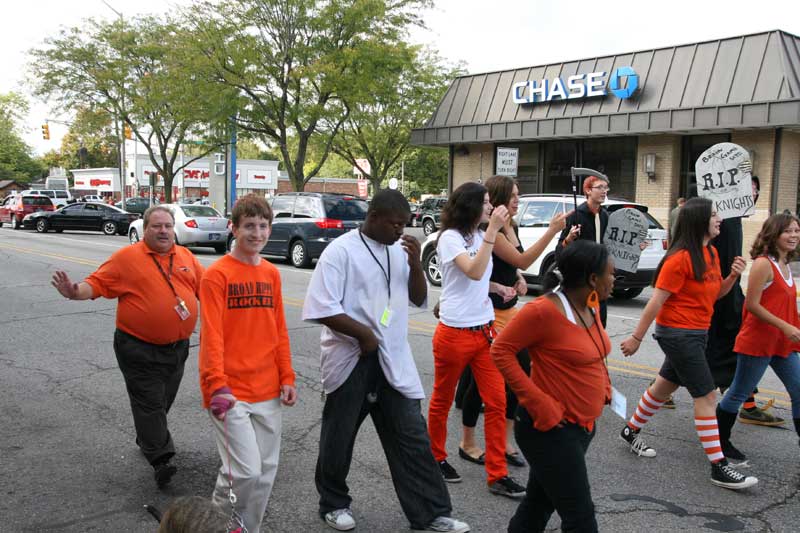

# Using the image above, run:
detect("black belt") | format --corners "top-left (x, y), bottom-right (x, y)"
top-left (448, 321), bottom-right (493, 331)
top-left (116, 328), bottom-right (188, 349)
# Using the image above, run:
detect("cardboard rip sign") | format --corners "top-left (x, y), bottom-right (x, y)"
top-left (695, 142), bottom-right (755, 220)
top-left (604, 208), bottom-right (648, 273)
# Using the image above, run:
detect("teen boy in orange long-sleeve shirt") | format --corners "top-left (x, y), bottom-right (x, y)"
top-left (199, 194), bottom-right (297, 533)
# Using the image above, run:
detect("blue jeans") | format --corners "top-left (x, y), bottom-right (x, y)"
top-left (719, 352), bottom-right (800, 419)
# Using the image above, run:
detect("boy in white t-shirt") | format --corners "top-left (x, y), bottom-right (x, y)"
top-left (303, 189), bottom-right (469, 533)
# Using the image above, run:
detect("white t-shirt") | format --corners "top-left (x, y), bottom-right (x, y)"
top-left (302, 229), bottom-right (426, 399)
top-left (437, 228), bottom-right (494, 327)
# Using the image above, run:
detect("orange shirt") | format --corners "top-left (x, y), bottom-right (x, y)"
top-left (199, 255), bottom-right (295, 408)
top-left (491, 296), bottom-right (611, 432)
top-left (85, 242), bottom-right (203, 344)
top-left (655, 247), bottom-right (722, 330)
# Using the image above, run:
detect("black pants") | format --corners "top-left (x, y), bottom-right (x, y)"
top-left (459, 350), bottom-right (531, 426)
top-left (509, 408), bottom-right (597, 533)
top-left (316, 355), bottom-right (451, 529)
top-left (113, 329), bottom-right (189, 466)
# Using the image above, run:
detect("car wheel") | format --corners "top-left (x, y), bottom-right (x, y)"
top-left (129, 228), bottom-right (139, 244)
top-left (36, 219), bottom-right (48, 233)
top-left (290, 240), bottom-right (311, 268)
top-left (423, 248), bottom-right (442, 286)
top-left (214, 243), bottom-right (227, 254)
top-left (423, 219), bottom-right (436, 236)
top-left (612, 287), bottom-right (644, 300)
top-left (11, 216), bottom-right (20, 230)
top-left (102, 221), bottom-right (118, 235)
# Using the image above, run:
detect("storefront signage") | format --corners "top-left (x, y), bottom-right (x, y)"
top-left (496, 147), bottom-right (519, 177)
top-left (512, 66), bottom-right (639, 104)
top-left (695, 143), bottom-right (755, 220)
top-left (604, 208), bottom-right (648, 273)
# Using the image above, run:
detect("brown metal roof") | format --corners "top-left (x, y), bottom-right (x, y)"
top-left (412, 30), bottom-right (800, 146)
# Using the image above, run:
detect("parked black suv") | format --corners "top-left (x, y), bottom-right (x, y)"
top-left (116, 197), bottom-right (158, 215)
top-left (418, 196), bottom-right (447, 236)
top-left (253, 192), bottom-right (369, 268)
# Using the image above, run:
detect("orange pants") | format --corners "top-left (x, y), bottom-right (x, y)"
top-left (428, 323), bottom-right (508, 484)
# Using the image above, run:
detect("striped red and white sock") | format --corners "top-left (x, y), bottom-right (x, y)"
top-left (628, 389), bottom-right (665, 430)
top-left (696, 416), bottom-right (724, 463)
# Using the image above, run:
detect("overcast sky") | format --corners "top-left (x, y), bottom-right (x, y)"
top-left (7, 0), bottom-right (799, 155)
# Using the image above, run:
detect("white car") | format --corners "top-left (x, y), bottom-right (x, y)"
top-left (128, 203), bottom-right (232, 254)
top-left (420, 194), bottom-right (668, 299)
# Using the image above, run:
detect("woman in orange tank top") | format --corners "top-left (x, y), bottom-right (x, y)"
top-left (717, 213), bottom-right (800, 456)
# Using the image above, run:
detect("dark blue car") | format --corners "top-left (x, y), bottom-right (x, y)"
top-left (256, 192), bottom-right (368, 268)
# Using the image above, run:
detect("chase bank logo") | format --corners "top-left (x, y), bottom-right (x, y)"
top-left (609, 67), bottom-right (639, 99)
top-left (512, 66), bottom-right (639, 104)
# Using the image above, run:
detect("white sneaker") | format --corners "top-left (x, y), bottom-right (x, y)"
top-left (324, 508), bottom-right (356, 531)
top-left (412, 516), bottom-right (470, 532)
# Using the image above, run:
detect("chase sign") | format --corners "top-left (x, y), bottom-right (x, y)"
top-left (512, 66), bottom-right (639, 104)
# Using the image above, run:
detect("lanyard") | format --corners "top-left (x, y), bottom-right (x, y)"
top-left (563, 292), bottom-right (610, 382)
top-left (358, 228), bottom-right (391, 301)
top-left (151, 254), bottom-right (178, 298)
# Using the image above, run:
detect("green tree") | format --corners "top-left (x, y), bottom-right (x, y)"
top-left (188, 0), bottom-right (429, 192)
top-left (0, 92), bottom-right (45, 182)
top-left (42, 107), bottom-right (118, 171)
top-left (399, 146), bottom-right (448, 195)
top-left (332, 47), bottom-right (459, 193)
top-left (29, 16), bottom-right (235, 202)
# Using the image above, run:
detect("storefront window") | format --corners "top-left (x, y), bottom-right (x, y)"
top-left (543, 142), bottom-right (577, 194)
top-left (679, 134), bottom-right (730, 198)
top-left (582, 137), bottom-right (637, 200)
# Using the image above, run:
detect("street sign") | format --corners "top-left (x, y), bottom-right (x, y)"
top-left (388, 177), bottom-right (399, 190)
top-left (496, 147), bottom-right (518, 177)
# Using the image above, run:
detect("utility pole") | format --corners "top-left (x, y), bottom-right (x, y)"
top-left (102, 0), bottom-right (126, 210)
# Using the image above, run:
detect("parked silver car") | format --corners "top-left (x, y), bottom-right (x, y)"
top-left (127, 203), bottom-right (231, 253)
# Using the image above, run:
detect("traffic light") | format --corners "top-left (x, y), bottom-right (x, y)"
top-left (124, 124), bottom-right (132, 140)
top-left (41, 124), bottom-right (50, 140)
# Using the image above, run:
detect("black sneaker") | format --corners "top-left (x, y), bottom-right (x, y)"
top-left (438, 460), bottom-right (462, 483)
top-left (721, 440), bottom-right (747, 461)
top-left (711, 459), bottom-right (758, 490)
top-left (154, 462), bottom-right (177, 488)
top-left (620, 425), bottom-right (657, 458)
top-left (488, 476), bottom-right (526, 499)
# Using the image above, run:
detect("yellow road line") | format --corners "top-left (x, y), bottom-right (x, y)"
top-left (0, 242), bottom-right (100, 267)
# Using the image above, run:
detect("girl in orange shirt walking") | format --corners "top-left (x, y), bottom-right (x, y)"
top-left (717, 213), bottom-right (800, 455)
top-left (618, 197), bottom-right (757, 490)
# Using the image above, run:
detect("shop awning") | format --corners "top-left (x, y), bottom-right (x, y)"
top-left (412, 30), bottom-right (800, 146)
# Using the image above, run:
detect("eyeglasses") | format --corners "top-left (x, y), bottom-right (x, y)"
top-left (591, 185), bottom-right (610, 192)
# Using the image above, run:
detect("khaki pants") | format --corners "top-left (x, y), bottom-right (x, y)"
top-left (209, 398), bottom-right (282, 533)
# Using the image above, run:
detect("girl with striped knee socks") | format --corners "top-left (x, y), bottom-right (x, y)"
top-left (618, 197), bottom-right (757, 490)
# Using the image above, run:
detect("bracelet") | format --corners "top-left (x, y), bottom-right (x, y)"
top-left (631, 334), bottom-right (643, 342)
top-left (484, 239), bottom-right (495, 245)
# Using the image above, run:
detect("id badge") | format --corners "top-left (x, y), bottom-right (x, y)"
top-left (174, 298), bottom-right (191, 321)
top-left (610, 386), bottom-right (627, 419)
top-left (380, 307), bottom-right (392, 327)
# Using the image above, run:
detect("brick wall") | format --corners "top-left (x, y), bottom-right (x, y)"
top-left (634, 135), bottom-right (681, 225)
top-left (776, 130), bottom-right (800, 214)
top-left (731, 129), bottom-right (776, 253)
top-left (452, 144), bottom-right (494, 189)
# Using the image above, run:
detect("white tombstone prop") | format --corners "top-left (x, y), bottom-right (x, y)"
top-left (695, 143), bottom-right (755, 220)
top-left (604, 208), bottom-right (649, 273)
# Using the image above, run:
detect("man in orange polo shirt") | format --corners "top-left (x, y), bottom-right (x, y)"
top-left (51, 205), bottom-right (203, 488)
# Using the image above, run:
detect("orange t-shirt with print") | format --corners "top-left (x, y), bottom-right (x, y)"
top-left (199, 255), bottom-right (295, 408)
top-left (655, 246), bottom-right (722, 330)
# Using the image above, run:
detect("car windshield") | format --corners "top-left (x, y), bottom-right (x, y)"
top-left (323, 197), bottom-right (368, 220)
top-left (22, 197), bottom-right (52, 206)
top-left (181, 206), bottom-right (219, 217)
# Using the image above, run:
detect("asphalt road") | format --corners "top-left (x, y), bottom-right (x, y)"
top-left (1, 226), bottom-right (798, 532)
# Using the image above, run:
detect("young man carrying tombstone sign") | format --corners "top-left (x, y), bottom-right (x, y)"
top-left (302, 189), bottom-right (469, 533)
